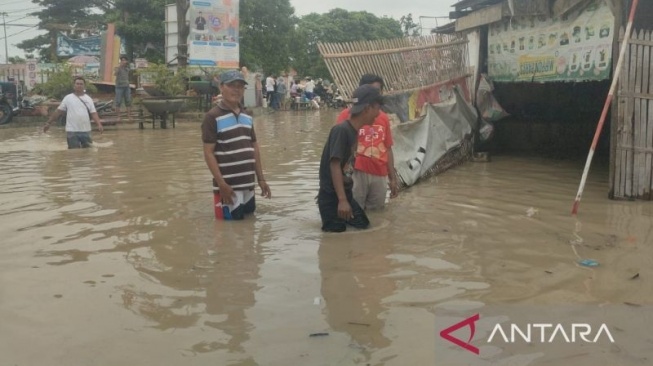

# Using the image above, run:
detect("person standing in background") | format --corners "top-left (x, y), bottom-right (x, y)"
top-left (276, 73), bottom-right (288, 110)
top-left (265, 74), bottom-right (278, 110)
top-left (114, 56), bottom-right (132, 122)
top-left (43, 77), bottom-right (104, 148)
top-left (254, 74), bottom-right (263, 107)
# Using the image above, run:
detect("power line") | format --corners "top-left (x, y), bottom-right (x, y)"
top-left (7, 15), bottom-right (37, 24)
top-left (3, 7), bottom-right (41, 15)
top-left (5, 24), bottom-right (40, 27)
top-left (2, 0), bottom-right (31, 5)
top-left (0, 24), bottom-right (39, 41)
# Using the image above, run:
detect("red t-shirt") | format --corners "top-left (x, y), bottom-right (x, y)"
top-left (336, 108), bottom-right (394, 177)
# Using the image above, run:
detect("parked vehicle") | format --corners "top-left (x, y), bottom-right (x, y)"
top-left (0, 92), bottom-right (13, 125)
top-left (324, 89), bottom-right (346, 109)
top-left (0, 82), bottom-right (18, 125)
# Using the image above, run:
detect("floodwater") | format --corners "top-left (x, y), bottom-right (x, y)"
top-left (1, 110), bottom-right (652, 366)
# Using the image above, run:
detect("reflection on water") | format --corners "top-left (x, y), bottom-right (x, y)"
top-left (1, 111), bottom-right (653, 365)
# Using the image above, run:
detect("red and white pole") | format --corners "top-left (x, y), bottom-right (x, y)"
top-left (571, 0), bottom-right (640, 216)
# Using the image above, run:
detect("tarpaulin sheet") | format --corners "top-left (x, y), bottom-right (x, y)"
top-left (393, 87), bottom-right (478, 187)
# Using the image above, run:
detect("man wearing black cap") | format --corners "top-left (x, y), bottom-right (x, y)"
top-left (318, 84), bottom-right (384, 232)
top-left (336, 74), bottom-right (399, 210)
top-left (202, 70), bottom-right (271, 220)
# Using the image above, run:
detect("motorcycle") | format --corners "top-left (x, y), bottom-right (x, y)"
top-left (0, 92), bottom-right (38, 125)
top-left (325, 90), bottom-right (346, 109)
top-left (0, 92), bottom-right (12, 125)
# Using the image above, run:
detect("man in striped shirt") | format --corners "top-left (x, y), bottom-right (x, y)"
top-left (202, 70), bottom-right (272, 220)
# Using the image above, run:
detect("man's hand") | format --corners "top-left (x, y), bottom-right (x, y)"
top-left (389, 178), bottom-right (399, 199)
top-left (43, 122), bottom-right (51, 133)
top-left (259, 180), bottom-right (271, 199)
top-left (218, 181), bottom-right (235, 205)
top-left (337, 199), bottom-right (353, 220)
top-left (96, 122), bottom-right (104, 134)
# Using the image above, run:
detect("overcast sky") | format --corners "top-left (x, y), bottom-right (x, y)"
top-left (0, 0), bottom-right (453, 61)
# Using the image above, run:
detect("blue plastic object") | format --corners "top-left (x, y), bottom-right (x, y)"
top-left (578, 259), bottom-right (600, 267)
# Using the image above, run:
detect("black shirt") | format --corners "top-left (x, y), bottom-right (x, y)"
top-left (319, 120), bottom-right (358, 193)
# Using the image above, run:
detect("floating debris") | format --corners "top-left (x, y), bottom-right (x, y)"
top-left (578, 259), bottom-right (599, 267)
top-left (309, 332), bottom-right (329, 337)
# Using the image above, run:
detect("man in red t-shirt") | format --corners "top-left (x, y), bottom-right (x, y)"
top-left (336, 74), bottom-right (399, 210)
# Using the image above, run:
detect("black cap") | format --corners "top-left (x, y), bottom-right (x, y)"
top-left (350, 84), bottom-right (384, 114)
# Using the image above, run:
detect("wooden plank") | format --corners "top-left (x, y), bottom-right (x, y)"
top-left (634, 29), bottom-right (643, 197)
top-left (619, 92), bottom-right (653, 99)
top-left (625, 29), bottom-right (638, 198)
top-left (321, 39), bottom-right (468, 59)
top-left (645, 31), bottom-right (653, 200)
top-left (621, 39), bottom-right (653, 47)
top-left (455, 3), bottom-right (504, 32)
top-left (616, 27), bottom-right (628, 198)
top-left (610, 26), bottom-right (619, 196)
top-left (639, 30), bottom-right (650, 198)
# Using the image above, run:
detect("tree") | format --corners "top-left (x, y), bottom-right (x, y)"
top-left (290, 9), bottom-right (403, 79)
top-left (176, 0), bottom-right (190, 68)
top-left (16, 0), bottom-right (107, 61)
top-left (399, 13), bottom-right (421, 37)
top-left (7, 56), bottom-right (26, 64)
top-left (105, 0), bottom-right (167, 63)
top-left (240, 0), bottom-right (297, 74)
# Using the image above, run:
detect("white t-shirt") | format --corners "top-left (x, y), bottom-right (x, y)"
top-left (304, 80), bottom-right (315, 93)
top-left (58, 93), bottom-right (96, 132)
top-left (265, 76), bottom-right (275, 92)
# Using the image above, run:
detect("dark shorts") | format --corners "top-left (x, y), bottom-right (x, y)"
top-left (66, 132), bottom-right (93, 149)
top-left (317, 188), bottom-right (369, 232)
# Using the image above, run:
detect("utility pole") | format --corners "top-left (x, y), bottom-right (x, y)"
top-left (1, 12), bottom-right (8, 64)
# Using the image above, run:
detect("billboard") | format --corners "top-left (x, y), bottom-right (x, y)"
top-left (488, 0), bottom-right (614, 82)
top-left (57, 33), bottom-right (102, 57)
top-left (188, 0), bottom-right (239, 68)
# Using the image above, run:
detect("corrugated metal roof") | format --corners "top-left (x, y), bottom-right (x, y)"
top-left (431, 22), bottom-right (457, 34)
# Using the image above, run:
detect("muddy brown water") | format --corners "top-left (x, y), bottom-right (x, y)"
top-left (1, 110), bottom-right (652, 365)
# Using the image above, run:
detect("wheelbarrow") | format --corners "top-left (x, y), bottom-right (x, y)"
top-left (140, 98), bottom-right (185, 129)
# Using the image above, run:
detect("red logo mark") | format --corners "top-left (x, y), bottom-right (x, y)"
top-left (439, 313), bottom-right (480, 355)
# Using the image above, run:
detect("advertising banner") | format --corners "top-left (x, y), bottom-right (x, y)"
top-left (189, 0), bottom-right (239, 68)
top-left (57, 33), bottom-right (102, 57)
top-left (488, 0), bottom-right (614, 82)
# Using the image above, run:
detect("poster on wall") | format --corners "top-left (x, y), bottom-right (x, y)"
top-left (26, 59), bottom-right (38, 90)
top-left (188, 0), bottom-right (239, 68)
top-left (488, 0), bottom-right (614, 82)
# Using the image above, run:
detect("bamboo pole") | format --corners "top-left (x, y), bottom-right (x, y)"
top-left (571, 0), bottom-right (640, 215)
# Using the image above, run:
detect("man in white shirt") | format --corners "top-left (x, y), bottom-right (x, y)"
top-left (265, 74), bottom-right (278, 109)
top-left (304, 77), bottom-right (316, 100)
top-left (43, 77), bottom-right (104, 148)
